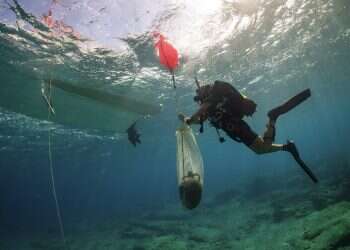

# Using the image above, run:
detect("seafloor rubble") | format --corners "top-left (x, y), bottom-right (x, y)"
top-left (3, 160), bottom-right (350, 250)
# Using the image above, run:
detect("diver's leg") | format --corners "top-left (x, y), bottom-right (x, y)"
top-left (249, 136), bottom-right (284, 154)
top-left (251, 133), bottom-right (306, 156)
top-left (254, 124), bottom-right (301, 156)
top-left (263, 119), bottom-right (276, 144)
top-left (251, 138), bottom-right (318, 182)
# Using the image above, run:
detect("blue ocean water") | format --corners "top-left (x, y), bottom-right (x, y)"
top-left (1, 0), bottom-right (350, 249)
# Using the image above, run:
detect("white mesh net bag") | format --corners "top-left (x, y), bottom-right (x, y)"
top-left (176, 123), bottom-right (204, 209)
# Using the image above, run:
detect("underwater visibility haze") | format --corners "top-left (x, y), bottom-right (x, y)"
top-left (1, 0), bottom-right (350, 249)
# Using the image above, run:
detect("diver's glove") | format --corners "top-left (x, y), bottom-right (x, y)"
top-left (178, 113), bottom-right (191, 125)
top-left (184, 117), bottom-right (191, 125)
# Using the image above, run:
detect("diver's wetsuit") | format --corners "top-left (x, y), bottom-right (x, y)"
top-left (202, 80), bottom-right (258, 146)
top-left (186, 81), bottom-right (318, 183)
top-left (220, 118), bottom-right (258, 146)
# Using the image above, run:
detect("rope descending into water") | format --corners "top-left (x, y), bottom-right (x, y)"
top-left (171, 71), bottom-right (181, 115)
top-left (44, 80), bottom-right (68, 250)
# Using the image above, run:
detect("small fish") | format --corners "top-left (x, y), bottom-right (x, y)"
top-left (126, 122), bottom-right (141, 147)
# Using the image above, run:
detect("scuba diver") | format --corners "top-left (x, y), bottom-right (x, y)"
top-left (179, 79), bottom-right (318, 183)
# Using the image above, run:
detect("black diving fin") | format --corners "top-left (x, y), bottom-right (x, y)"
top-left (268, 89), bottom-right (311, 121)
top-left (293, 155), bottom-right (319, 183)
top-left (285, 140), bottom-right (318, 183)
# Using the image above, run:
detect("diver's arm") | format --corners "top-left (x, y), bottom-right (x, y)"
top-left (186, 102), bottom-right (211, 125)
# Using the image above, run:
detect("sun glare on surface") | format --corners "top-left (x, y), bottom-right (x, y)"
top-left (185, 0), bottom-right (222, 15)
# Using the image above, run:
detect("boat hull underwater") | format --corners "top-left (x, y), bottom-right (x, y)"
top-left (0, 65), bottom-right (161, 133)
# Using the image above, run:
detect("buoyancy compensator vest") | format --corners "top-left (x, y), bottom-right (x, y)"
top-left (194, 79), bottom-right (257, 142)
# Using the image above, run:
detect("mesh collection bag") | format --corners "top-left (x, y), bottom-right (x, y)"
top-left (176, 123), bottom-right (204, 209)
